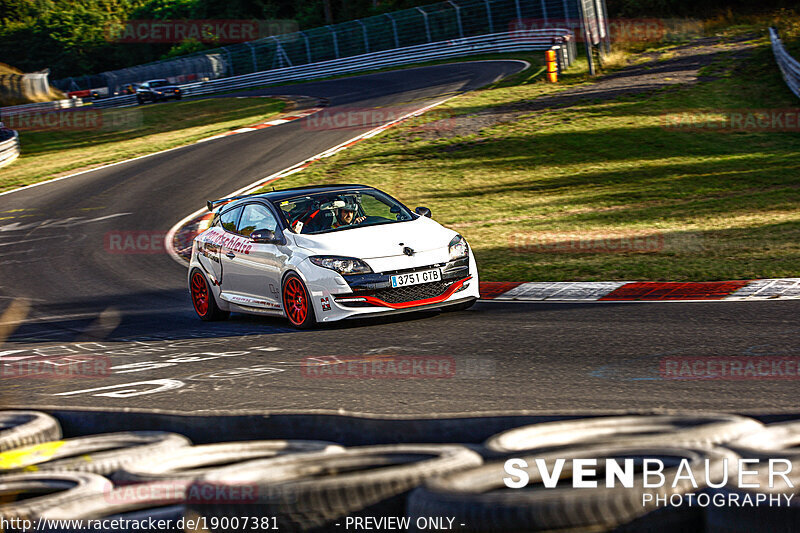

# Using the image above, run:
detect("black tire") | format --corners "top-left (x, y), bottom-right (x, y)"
top-left (114, 440), bottom-right (344, 482)
top-left (705, 487), bottom-right (800, 533)
top-left (189, 444), bottom-right (482, 532)
top-left (0, 431), bottom-right (191, 476)
top-left (175, 93), bottom-right (182, 100)
top-left (407, 445), bottom-right (736, 532)
top-left (0, 472), bottom-right (109, 520)
top-left (282, 273), bottom-right (315, 329)
top-left (723, 420), bottom-right (800, 459)
top-left (485, 414), bottom-right (763, 453)
top-left (443, 298), bottom-right (477, 312)
top-left (708, 422), bottom-right (800, 533)
top-left (190, 268), bottom-right (229, 321)
top-left (0, 411), bottom-right (61, 452)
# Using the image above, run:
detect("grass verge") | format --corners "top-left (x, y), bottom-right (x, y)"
top-left (259, 24), bottom-right (800, 282)
top-left (0, 97), bottom-right (285, 193)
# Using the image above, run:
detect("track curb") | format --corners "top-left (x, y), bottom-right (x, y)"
top-left (480, 279), bottom-right (800, 302)
top-left (195, 95), bottom-right (328, 143)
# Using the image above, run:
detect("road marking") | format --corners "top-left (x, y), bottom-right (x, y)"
top-left (52, 379), bottom-right (184, 397)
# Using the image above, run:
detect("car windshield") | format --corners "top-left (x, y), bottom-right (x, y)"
top-left (274, 189), bottom-right (415, 235)
top-left (149, 80), bottom-right (169, 87)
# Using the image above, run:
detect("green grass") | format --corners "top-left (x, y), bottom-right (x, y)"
top-left (0, 97), bottom-right (285, 192)
top-left (259, 33), bottom-right (800, 282)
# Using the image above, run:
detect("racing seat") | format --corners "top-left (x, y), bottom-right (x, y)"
top-left (302, 210), bottom-right (334, 233)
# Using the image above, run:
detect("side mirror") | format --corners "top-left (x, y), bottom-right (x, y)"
top-left (415, 206), bottom-right (432, 218)
top-left (250, 229), bottom-right (284, 245)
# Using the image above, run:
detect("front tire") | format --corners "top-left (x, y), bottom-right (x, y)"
top-left (190, 269), bottom-right (229, 321)
top-left (282, 273), bottom-right (316, 329)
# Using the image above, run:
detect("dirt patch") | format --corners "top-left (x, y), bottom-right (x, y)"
top-left (412, 35), bottom-right (758, 140)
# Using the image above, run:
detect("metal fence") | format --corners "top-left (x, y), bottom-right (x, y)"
top-left (84, 30), bottom-right (574, 109)
top-left (54, 0), bottom-right (606, 94)
top-left (769, 27), bottom-right (800, 99)
top-left (0, 128), bottom-right (20, 169)
top-left (1, 71), bottom-right (51, 104)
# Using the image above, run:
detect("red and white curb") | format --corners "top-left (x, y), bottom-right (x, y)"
top-left (479, 279), bottom-right (800, 302)
top-left (196, 96), bottom-right (329, 142)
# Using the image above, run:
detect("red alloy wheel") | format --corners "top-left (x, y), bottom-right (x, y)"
top-left (283, 277), bottom-right (308, 326)
top-left (191, 271), bottom-right (209, 316)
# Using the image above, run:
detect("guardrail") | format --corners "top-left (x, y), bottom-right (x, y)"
top-left (0, 98), bottom-right (84, 118)
top-left (769, 27), bottom-right (800, 99)
top-left (54, 0), bottom-right (605, 94)
top-left (86, 30), bottom-right (573, 109)
top-left (0, 128), bottom-right (21, 169)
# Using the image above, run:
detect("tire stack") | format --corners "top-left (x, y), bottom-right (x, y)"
top-left (0, 410), bottom-right (798, 532)
top-left (706, 421), bottom-right (800, 533)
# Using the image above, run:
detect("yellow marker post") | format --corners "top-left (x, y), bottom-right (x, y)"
top-left (546, 49), bottom-right (558, 83)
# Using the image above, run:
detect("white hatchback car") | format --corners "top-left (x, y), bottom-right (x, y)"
top-left (188, 184), bottom-right (479, 328)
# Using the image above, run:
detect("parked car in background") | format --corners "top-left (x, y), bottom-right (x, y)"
top-left (136, 79), bottom-right (182, 104)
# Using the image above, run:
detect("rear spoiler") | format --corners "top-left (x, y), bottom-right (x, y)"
top-left (207, 193), bottom-right (261, 212)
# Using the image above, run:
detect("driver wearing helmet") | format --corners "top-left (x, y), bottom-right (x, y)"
top-left (332, 198), bottom-right (365, 229)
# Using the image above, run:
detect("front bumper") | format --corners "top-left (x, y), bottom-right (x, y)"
top-left (334, 257), bottom-right (473, 309)
top-left (302, 253), bottom-right (480, 322)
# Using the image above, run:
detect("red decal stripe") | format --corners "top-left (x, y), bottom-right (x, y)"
top-left (340, 277), bottom-right (472, 309)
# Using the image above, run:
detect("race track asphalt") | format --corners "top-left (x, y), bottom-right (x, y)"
top-left (1, 60), bottom-right (798, 415)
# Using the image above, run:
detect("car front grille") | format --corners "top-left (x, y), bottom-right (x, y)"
top-left (370, 280), bottom-right (451, 304)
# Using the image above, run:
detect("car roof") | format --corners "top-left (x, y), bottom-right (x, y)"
top-left (211, 184), bottom-right (374, 213)
top-left (251, 184), bottom-right (372, 203)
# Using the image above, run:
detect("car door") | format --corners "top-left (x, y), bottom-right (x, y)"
top-left (220, 202), bottom-right (285, 310)
top-left (196, 205), bottom-right (240, 287)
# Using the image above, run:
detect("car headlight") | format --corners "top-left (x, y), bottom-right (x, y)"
top-left (309, 256), bottom-right (372, 275)
top-left (448, 234), bottom-right (469, 260)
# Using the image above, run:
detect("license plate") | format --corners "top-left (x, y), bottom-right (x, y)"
top-left (391, 269), bottom-right (441, 288)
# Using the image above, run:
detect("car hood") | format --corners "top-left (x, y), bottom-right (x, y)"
top-left (290, 216), bottom-right (456, 259)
